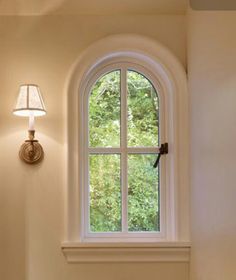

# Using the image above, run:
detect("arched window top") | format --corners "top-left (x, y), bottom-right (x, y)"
top-left (64, 35), bottom-right (190, 262)
top-left (88, 65), bottom-right (161, 148)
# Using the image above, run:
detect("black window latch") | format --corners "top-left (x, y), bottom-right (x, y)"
top-left (153, 143), bottom-right (168, 168)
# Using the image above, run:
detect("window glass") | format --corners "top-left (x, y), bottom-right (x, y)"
top-left (89, 70), bottom-right (120, 147)
top-left (88, 68), bottom-right (160, 235)
top-left (89, 154), bottom-right (121, 232)
top-left (127, 70), bottom-right (159, 147)
top-left (128, 154), bottom-right (160, 232)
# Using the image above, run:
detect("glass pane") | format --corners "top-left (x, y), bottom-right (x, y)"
top-left (89, 70), bottom-right (120, 147)
top-left (127, 70), bottom-right (159, 147)
top-left (89, 154), bottom-right (121, 232)
top-left (128, 154), bottom-right (160, 232)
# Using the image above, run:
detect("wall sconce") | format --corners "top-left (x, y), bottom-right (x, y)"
top-left (13, 84), bottom-right (46, 164)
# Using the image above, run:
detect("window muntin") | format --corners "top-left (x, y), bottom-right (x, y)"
top-left (86, 64), bottom-right (163, 238)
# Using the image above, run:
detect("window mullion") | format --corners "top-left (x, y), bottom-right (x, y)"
top-left (88, 147), bottom-right (121, 154)
top-left (121, 67), bottom-right (128, 233)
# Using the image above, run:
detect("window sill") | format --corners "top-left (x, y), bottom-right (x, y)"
top-left (61, 242), bottom-right (191, 263)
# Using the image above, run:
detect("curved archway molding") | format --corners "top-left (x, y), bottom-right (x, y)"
top-left (64, 34), bottom-right (189, 247)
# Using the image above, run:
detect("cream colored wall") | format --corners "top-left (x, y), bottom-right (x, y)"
top-left (0, 0), bottom-right (187, 15)
top-left (0, 15), bottom-right (188, 280)
top-left (188, 11), bottom-right (236, 280)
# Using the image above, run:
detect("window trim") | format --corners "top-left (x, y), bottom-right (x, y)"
top-left (63, 34), bottom-right (190, 262)
top-left (61, 241), bottom-right (190, 263)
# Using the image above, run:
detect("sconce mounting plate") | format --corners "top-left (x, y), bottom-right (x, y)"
top-left (19, 130), bottom-right (44, 164)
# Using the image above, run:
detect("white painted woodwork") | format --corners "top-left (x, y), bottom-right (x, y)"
top-left (64, 34), bottom-right (189, 261)
top-left (62, 242), bottom-right (191, 263)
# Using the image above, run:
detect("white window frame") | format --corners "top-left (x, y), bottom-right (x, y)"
top-left (83, 62), bottom-right (166, 242)
top-left (62, 34), bottom-right (190, 263)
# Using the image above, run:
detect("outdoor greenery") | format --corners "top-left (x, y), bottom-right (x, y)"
top-left (89, 70), bottom-right (160, 232)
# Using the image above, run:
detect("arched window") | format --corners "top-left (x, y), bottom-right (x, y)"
top-left (85, 65), bottom-right (165, 240)
top-left (63, 35), bottom-right (190, 262)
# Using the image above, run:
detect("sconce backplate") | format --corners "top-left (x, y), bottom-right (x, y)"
top-left (19, 140), bottom-right (44, 164)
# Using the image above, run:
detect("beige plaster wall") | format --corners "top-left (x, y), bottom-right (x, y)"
top-left (188, 11), bottom-right (236, 280)
top-left (0, 15), bottom-right (188, 280)
top-left (0, 0), bottom-right (187, 15)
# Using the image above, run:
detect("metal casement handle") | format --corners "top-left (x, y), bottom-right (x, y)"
top-left (153, 143), bottom-right (168, 168)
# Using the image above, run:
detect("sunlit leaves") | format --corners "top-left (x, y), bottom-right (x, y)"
top-left (128, 154), bottom-right (159, 231)
top-left (89, 70), bottom-right (120, 147)
top-left (89, 155), bottom-right (121, 232)
top-left (89, 69), bottom-right (160, 233)
top-left (128, 70), bottom-right (159, 147)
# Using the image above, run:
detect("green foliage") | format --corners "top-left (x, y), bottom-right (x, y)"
top-left (89, 155), bottom-right (121, 232)
top-left (127, 71), bottom-right (159, 147)
top-left (128, 155), bottom-right (159, 231)
top-left (89, 70), bottom-right (160, 233)
top-left (89, 71), bottom-right (120, 147)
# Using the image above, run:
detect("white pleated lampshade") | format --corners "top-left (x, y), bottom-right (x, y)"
top-left (13, 84), bottom-right (46, 117)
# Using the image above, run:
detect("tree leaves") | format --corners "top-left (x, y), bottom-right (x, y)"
top-left (89, 69), bottom-right (160, 233)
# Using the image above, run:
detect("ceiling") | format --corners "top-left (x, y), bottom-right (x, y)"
top-left (0, 0), bottom-right (188, 15)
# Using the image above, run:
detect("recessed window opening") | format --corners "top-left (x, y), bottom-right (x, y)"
top-left (65, 35), bottom-right (189, 252)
